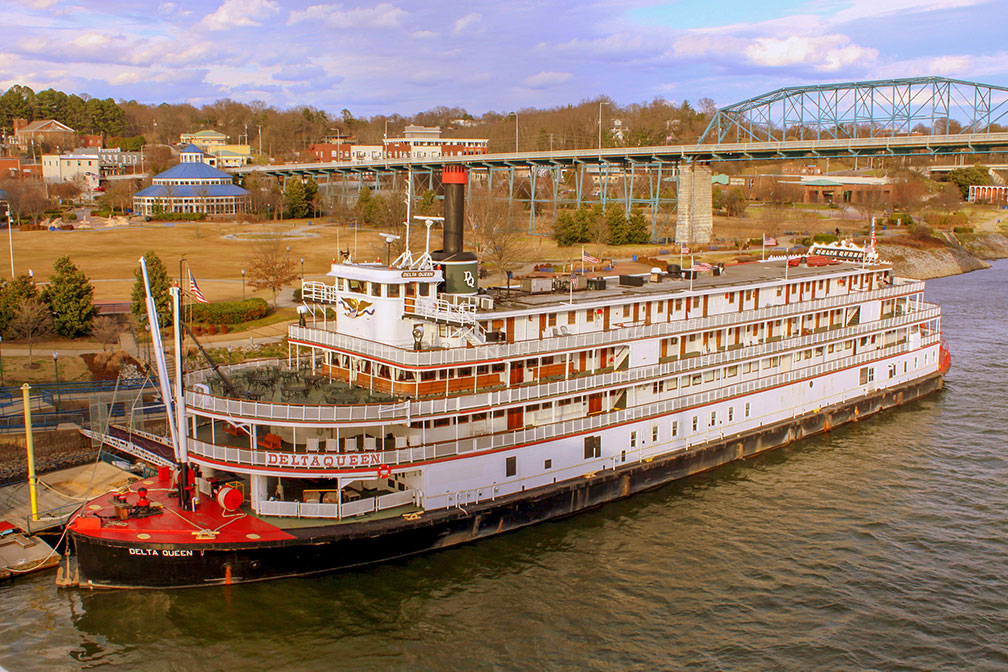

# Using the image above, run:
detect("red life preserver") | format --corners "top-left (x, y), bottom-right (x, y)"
top-left (377, 464), bottom-right (392, 479)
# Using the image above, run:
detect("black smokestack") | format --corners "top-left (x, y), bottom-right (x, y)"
top-left (442, 166), bottom-right (467, 257)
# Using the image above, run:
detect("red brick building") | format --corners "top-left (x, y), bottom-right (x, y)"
top-left (12, 119), bottom-right (77, 151)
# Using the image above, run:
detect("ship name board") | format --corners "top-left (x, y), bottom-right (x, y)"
top-left (401, 270), bottom-right (436, 279)
top-left (265, 452), bottom-right (383, 469)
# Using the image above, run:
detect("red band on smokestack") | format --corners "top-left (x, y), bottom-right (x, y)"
top-left (442, 166), bottom-right (468, 184)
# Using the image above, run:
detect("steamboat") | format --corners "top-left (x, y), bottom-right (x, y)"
top-left (63, 167), bottom-right (949, 588)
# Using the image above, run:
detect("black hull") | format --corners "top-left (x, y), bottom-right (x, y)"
top-left (68, 372), bottom-right (944, 589)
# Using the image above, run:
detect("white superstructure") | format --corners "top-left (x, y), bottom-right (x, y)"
top-left (181, 247), bottom-right (944, 522)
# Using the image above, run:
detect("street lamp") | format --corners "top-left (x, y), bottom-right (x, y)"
top-left (286, 246), bottom-right (290, 265)
top-left (241, 268), bottom-right (246, 300)
top-left (52, 351), bottom-right (60, 412)
top-left (228, 345), bottom-right (233, 365)
top-left (300, 257), bottom-right (304, 279)
top-left (598, 101), bottom-right (607, 155)
top-left (379, 233), bottom-right (400, 266)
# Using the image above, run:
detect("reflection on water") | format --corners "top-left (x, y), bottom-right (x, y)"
top-left (3, 262), bottom-right (1008, 671)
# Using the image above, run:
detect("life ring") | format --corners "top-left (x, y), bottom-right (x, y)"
top-left (377, 464), bottom-right (392, 479)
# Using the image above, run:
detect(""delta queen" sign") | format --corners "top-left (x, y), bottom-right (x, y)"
top-left (265, 452), bottom-right (383, 469)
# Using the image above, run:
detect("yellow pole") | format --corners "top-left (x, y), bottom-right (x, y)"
top-left (21, 383), bottom-right (38, 522)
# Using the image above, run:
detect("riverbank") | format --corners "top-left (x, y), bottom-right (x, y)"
top-left (880, 232), bottom-right (1008, 280)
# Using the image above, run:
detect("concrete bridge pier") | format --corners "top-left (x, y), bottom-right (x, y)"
top-left (675, 162), bottom-right (712, 245)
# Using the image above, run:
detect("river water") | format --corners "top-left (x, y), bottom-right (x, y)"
top-left (2, 262), bottom-right (1007, 672)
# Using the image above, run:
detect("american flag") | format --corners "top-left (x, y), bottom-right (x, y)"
top-left (188, 268), bottom-right (209, 303)
top-left (680, 245), bottom-right (690, 254)
top-left (692, 262), bottom-right (713, 272)
top-left (764, 236), bottom-right (777, 246)
top-left (870, 219), bottom-right (877, 251)
top-left (582, 250), bottom-right (600, 264)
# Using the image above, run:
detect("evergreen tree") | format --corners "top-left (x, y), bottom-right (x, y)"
top-left (285, 179), bottom-right (309, 218)
top-left (604, 204), bottom-right (628, 245)
top-left (625, 209), bottom-right (650, 244)
top-left (0, 273), bottom-right (39, 336)
top-left (131, 251), bottom-right (173, 328)
top-left (553, 209), bottom-right (592, 246)
top-left (42, 256), bottom-right (97, 338)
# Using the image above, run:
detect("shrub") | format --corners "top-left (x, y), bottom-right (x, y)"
top-left (812, 233), bottom-right (838, 244)
top-left (150, 212), bottom-right (206, 222)
top-left (206, 324), bottom-right (218, 335)
top-left (953, 226), bottom-right (974, 234)
top-left (187, 298), bottom-right (269, 325)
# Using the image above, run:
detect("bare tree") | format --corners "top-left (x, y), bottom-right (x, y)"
top-left (246, 237), bottom-right (297, 306)
top-left (8, 297), bottom-right (53, 365)
top-left (465, 184), bottom-right (525, 284)
top-left (851, 189), bottom-right (889, 226)
top-left (92, 315), bottom-right (122, 351)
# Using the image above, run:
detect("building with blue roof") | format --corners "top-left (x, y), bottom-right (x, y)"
top-left (133, 145), bottom-right (250, 217)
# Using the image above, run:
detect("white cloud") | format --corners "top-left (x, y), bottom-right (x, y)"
top-left (453, 12), bottom-right (481, 35)
top-left (830, 0), bottom-right (983, 24)
top-left (199, 0), bottom-right (279, 31)
top-left (744, 35), bottom-right (877, 71)
top-left (28, 0), bottom-right (59, 8)
top-left (523, 71), bottom-right (573, 88)
top-left (287, 3), bottom-right (406, 29)
top-left (411, 30), bottom-right (436, 39)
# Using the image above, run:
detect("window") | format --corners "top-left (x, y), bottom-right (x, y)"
top-left (584, 435), bottom-right (601, 459)
top-left (728, 407), bottom-right (734, 422)
top-left (505, 456), bottom-right (516, 477)
top-left (745, 403), bottom-right (750, 418)
top-left (692, 416), bottom-right (698, 432)
top-left (544, 459), bottom-right (552, 469)
top-left (671, 421), bottom-right (678, 437)
top-left (859, 367), bottom-right (875, 385)
top-left (387, 283), bottom-right (400, 298)
top-left (710, 411), bottom-right (717, 426)
top-left (652, 426), bottom-right (658, 442)
top-left (630, 431), bottom-right (637, 448)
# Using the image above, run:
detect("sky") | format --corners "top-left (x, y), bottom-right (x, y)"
top-left (1, 0), bottom-right (1005, 116)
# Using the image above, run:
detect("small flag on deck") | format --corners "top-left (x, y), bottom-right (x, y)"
top-left (764, 236), bottom-right (777, 246)
top-left (680, 245), bottom-right (690, 254)
top-left (188, 268), bottom-right (209, 303)
top-left (870, 218), bottom-right (877, 252)
top-left (582, 250), bottom-right (600, 264)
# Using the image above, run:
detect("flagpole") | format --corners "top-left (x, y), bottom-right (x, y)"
top-left (581, 246), bottom-right (584, 275)
top-left (762, 233), bottom-right (765, 261)
top-left (689, 254), bottom-right (694, 291)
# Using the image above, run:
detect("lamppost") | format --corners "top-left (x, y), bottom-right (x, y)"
top-left (241, 268), bottom-right (246, 300)
top-left (598, 101), bottom-right (607, 155)
top-left (286, 246), bottom-right (290, 267)
top-left (228, 345), bottom-right (233, 365)
top-left (300, 257), bottom-right (304, 279)
top-left (52, 351), bottom-right (60, 412)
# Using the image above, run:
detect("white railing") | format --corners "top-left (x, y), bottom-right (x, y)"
top-left (289, 281), bottom-right (924, 369)
top-left (299, 502), bottom-right (340, 518)
top-left (254, 490), bottom-right (416, 519)
top-left (188, 306), bottom-right (939, 425)
top-left (302, 281), bottom-right (339, 304)
top-left (414, 297), bottom-right (479, 327)
top-left (257, 499), bottom-right (300, 517)
top-left (340, 498), bottom-right (375, 518)
top-left (188, 332), bottom-right (940, 471)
